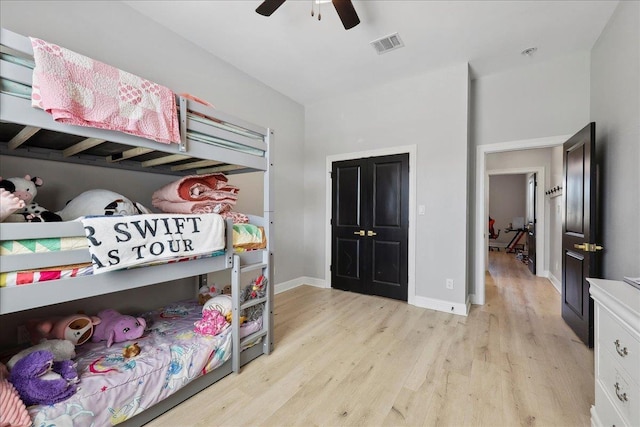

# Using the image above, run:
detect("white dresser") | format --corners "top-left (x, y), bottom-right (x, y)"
top-left (588, 278), bottom-right (640, 427)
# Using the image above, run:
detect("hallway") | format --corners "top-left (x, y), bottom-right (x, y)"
top-left (482, 250), bottom-right (595, 424)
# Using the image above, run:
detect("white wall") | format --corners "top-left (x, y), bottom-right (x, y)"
top-left (590, 0), bottom-right (640, 280)
top-left (0, 0), bottom-right (306, 285)
top-left (488, 174), bottom-right (526, 244)
top-left (472, 51), bottom-right (591, 146)
top-left (548, 145), bottom-right (563, 287)
top-left (470, 53), bottom-right (591, 296)
top-left (305, 63), bottom-right (470, 308)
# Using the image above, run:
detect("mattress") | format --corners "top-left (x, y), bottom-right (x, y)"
top-left (26, 300), bottom-right (235, 426)
top-left (0, 262), bottom-right (93, 287)
top-left (0, 251), bottom-right (225, 288)
top-left (0, 236), bottom-right (88, 256)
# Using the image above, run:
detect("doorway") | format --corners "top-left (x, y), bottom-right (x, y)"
top-left (474, 135), bottom-right (569, 305)
top-left (331, 153), bottom-right (409, 300)
top-left (325, 145), bottom-right (417, 304)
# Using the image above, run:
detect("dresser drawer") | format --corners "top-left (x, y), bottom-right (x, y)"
top-left (597, 306), bottom-right (640, 381)
top-left (595, 381), bottom-right (628, 427)
top-left (597, 354), bottom-right (639, 425)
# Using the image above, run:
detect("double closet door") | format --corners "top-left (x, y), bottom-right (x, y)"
top-left (331, 153), bottom-right (408, 301)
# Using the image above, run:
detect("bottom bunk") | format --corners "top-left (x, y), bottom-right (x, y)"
top-left (3, 297), bottom-right (269, 427)
top-left (1, 245), bottom-right (272, 426)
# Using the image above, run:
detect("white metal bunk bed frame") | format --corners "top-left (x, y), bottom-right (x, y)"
top-left (0, 27), bottom-right (274, 425)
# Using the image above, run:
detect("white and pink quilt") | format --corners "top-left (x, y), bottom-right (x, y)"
top-left (30, 37), bottom-right (180, 144)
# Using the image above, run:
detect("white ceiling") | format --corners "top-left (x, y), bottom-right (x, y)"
top-left (124, 0), bottom-right (618, 106)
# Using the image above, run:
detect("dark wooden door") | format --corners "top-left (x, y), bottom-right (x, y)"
top-left (526, 173), bottom-right (536, 275)
top-left (331, 154), bottom-right (409, 301)
top-left (562, 122), bottom-right (601, 347)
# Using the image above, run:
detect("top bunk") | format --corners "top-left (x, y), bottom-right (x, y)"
top-left (0, 27), bottom-right (271, 176)
top-left (0, 28), bottom-right (274, 315)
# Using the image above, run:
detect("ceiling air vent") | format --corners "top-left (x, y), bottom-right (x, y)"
top-left (370, 32), bottom-right (404, 55)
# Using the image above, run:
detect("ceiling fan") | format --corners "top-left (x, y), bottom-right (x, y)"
top-left (256, 0), bottom-right (360, 30)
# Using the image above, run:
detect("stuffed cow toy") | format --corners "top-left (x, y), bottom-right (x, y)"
top-left (0, 175), bottom-right (61, 222)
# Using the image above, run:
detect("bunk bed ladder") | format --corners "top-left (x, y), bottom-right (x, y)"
top-left (231, 254), bottom-right (271, 373)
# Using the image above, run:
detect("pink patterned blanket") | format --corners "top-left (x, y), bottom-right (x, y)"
top-left (30, 37), bottom-right (180, 144)
top-left (152, 173), bottom-right (248, 223)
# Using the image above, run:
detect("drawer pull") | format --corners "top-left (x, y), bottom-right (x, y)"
top-left (614, 382), bottom-right (628, 402)
top-left (614, 339), bottom-right (628, 357)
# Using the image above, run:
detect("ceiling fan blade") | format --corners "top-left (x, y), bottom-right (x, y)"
top-left (332, 0), bottom-right (360, 30)
top-left (256, 0), bottom-right (287, 17)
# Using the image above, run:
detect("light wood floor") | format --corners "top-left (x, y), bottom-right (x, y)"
top-left (147, 251), bottom-right (594, 426)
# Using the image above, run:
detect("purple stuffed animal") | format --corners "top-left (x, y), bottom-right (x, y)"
top-left (92, 309), bottom-right (146, 348)
top-left (9, 350), bottom-right (78, 406)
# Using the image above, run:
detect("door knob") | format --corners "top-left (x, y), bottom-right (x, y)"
top-left (353, 230), bottom-right (365, 236)
top-left (574, 243), bottom-right (604, 252)
top-left (367, 230), bottom-right (377, 237)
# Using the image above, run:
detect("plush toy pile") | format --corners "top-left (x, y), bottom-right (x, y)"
top-left (0, 177), bottom-right (152, 223)
top-left (4, 307), bottom-right (148, 409)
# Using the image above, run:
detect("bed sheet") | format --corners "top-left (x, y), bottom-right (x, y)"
top-left (27, 300), bottom-right (233, 426)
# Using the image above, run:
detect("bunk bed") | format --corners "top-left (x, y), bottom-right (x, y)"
top-left (0, 27), bottom-right (274, 426)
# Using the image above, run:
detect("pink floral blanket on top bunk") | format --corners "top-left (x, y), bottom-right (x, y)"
top-left (29, 37), bottom-right (180, 144)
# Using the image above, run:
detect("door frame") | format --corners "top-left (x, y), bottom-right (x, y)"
top-left (474, 135), bottom-right (570, 305)
top-left (325, 145), bottom-right (417, 305)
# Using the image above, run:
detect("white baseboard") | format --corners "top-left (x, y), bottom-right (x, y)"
top-left (548, 272), bottom-right (561, 294)
top-left (275, 276), bottom-right (327, 294)
top-left (413, 295), bottom-right (469, 316)
top-left (276, 277), bottom-right (469, 316)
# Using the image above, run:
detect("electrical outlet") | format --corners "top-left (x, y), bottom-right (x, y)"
top-left (17, 325), bottom-right (30, 344)
top-left (446, 278), bottom-right (454, 289)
